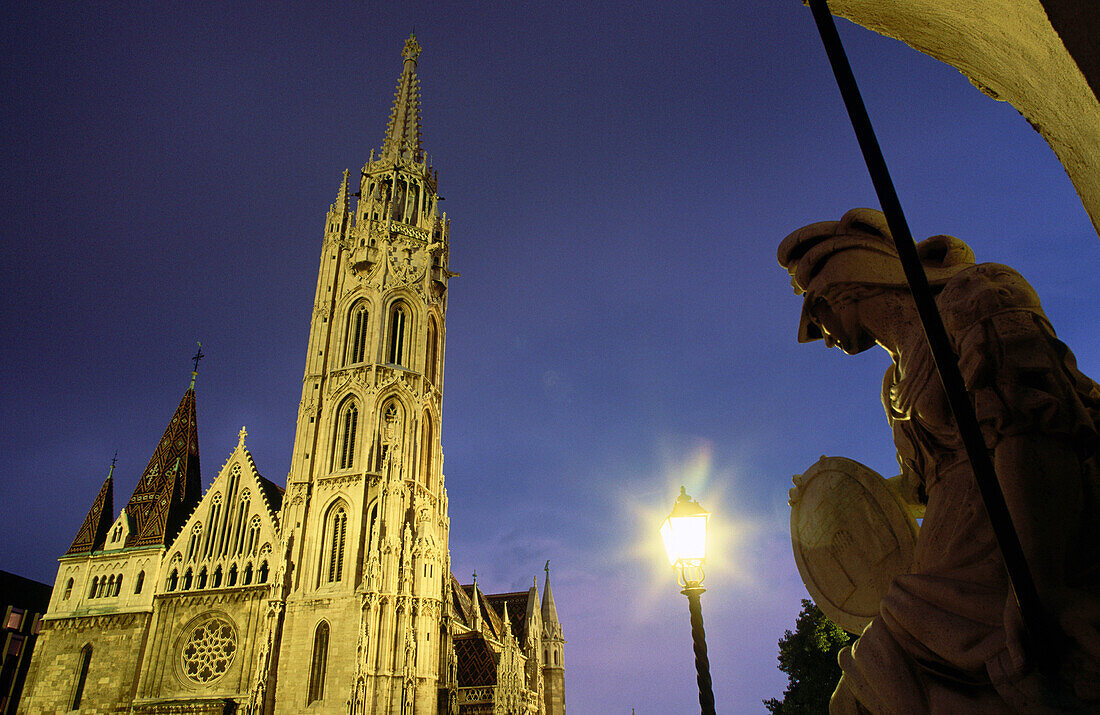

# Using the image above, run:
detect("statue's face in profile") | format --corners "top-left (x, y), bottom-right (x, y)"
top-left (802, 287), bottom-right (877, 355)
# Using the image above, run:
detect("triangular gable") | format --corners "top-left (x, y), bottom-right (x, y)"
top-left (163, 429), bottom-right (282, 587)
top-left (66, 473), bottom-right (114, 555)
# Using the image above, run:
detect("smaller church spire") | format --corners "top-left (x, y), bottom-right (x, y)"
top-left (542, 559), bottom-right (562, 635)
top-left (502, 601), bottom-right (513, 639)
top-left (66, 461), bottom-right (116, 555)
top-left (471, 573), bottom-right (482, 632)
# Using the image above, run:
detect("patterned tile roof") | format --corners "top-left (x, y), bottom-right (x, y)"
top-left (66, 472), bottom-right (113, 555)
top-left (454, 632), bottom-right (497, 687)
top-left (485, 591), bottom-right (533, 645)
top-left (123, 386), bottom-right (201, 548)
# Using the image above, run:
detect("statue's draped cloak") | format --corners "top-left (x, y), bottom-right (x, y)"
top-left (836, 263), bottom-right (1100, 713)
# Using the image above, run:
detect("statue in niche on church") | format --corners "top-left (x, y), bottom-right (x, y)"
top-left (777, 208), bottom-right (1100, 712)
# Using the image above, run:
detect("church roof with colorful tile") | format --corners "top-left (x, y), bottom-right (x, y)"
top-left (122, 384), bottom-right (202, 548)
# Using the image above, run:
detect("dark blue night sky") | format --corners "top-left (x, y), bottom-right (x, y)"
top-left (2, 3), bottom-right (1096, 711)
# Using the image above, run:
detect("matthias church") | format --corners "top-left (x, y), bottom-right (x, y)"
top-left (20, 35), bottom-right (565, 715)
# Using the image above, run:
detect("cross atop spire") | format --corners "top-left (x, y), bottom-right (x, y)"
top-left (190, 342), bottom-right (204, 389)
top-left (381, 34), bottom-right (424, 164)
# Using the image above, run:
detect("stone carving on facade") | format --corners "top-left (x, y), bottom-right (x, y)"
top-left (778, 208), bottom-right (1100, 712)
top-left (317, 474), bottom-right (362, 489)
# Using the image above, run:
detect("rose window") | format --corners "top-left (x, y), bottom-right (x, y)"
top-left (181, 617), bottom-right (237, 683)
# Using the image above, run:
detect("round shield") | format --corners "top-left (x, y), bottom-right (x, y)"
top-left (789, 455), bottom-right (919, 634)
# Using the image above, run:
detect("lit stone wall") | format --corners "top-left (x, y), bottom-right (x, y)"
top-left (131, 588), bottom-right (270, 705)
top-left (19, 612), bottom-right (150, 714)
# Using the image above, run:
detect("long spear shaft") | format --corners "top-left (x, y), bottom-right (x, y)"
top-left (806, 0), bottom-right (1057, 673)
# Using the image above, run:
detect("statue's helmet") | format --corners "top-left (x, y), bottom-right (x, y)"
top-left (777, 208), bottom-right (975, 342)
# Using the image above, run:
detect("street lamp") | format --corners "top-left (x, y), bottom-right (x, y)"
top-left (660, 486), bottom-right (716, 715)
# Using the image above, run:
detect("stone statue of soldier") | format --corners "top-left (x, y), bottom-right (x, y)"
top-left (778, 208), bottom-right (1100, 712)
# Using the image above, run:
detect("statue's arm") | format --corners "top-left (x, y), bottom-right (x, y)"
top-left (886, 471), bottom-right (925, 520)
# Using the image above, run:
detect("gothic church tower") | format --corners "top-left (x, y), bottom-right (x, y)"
top-left (274, 34), bottom-right (453, 714)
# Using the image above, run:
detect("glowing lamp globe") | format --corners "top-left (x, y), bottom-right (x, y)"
top-left (660, 486), bottom-right (709, 570)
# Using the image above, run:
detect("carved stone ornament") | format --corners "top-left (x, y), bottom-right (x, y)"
top-left (386, 240), bottom-right (429, 286)
top-left (788, 455), bottom-right (919, 634)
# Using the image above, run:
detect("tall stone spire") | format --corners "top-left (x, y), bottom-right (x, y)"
top-left (66, 464), bottom-right (115, 555)
top-left (380, 33), bottom-right (424, 163)
top-left (541, 560), bottom-right (561, 636)
top-left (123, 381), bottom-right (201, 548)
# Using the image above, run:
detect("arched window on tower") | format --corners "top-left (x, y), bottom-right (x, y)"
top-left (387, 304), bottom-right (407, 366)
top-left (322, 503), bottom-right (348, 584)
top-left (134, 570), bottom-right (144, 594)
top-left (63, 578), bottom-right (74, 600)
top-left (420, 412), bottom-right (433, 487)
top-left (88, 577), bottom-right (98, 600)
top-left (334, 399), bottom-right (359, 470)
top-left (308, 621), bottom-right (329, 703)
top-left (70, 644), bottom-right (92, 709)
top-left (344, 302), bottom-right (369, 365)
top-left (425, 316), bottom-right (438, 385)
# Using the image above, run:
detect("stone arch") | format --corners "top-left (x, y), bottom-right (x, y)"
top-left (318, 497), bottom-right (351, 586)
top-left (341, 298), bottom-right (373, 366)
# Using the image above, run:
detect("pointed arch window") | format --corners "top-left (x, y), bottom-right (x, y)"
top-left (70, 644), bottom-right (92, 710)
top-left (366, 502), bottom-right (380, 557)
top-left (228, 564), bottom-right (238, 587)
top-left (245, 515), bottom-right (262, 555)
top-left (186, 523), bottom-right (203, 561)
top-left (344, 303), bottom-right (369, 365)
top-left (308, 621), bottom-right (329, 703)
top-left (233, 490), bottom-right (251, 556)
top-left (183, 568), bottom-right (193, 590)
top-left (322, 503), bottom-right (348, 584)
top-left (420, 412), bottom-right (433, 487)
top-left (167, 569), bottom-right (178, 591)
top-left (334, 400), bottom-right (359, 470)
top-left (387, 304), bottom-right (407, 366)
top-left (243, 563), bottom-right (253, 585)
top-left (135, 571), bottom-right (144, 594)
top-left (426, 316), bottom-right (439, 385)
top-left (63, 578), bottom-right (74, 600)
top-left (88, 577), bottom-right (98, 599)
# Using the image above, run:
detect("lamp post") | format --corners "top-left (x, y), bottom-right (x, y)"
top-left (660, 486), bottom-right (716, 715)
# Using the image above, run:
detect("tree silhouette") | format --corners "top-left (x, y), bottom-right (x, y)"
top-left (764, 599), bottom-right (856, 713)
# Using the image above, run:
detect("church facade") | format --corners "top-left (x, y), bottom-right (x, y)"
top-left (19, 35), bottom-right (565, 715)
